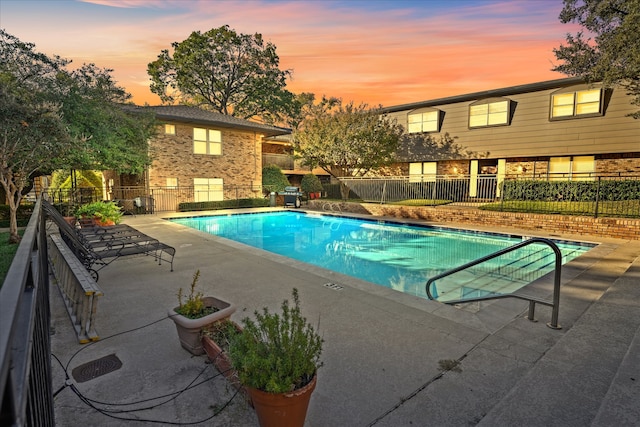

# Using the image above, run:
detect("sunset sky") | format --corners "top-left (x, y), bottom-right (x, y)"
top-left (0, 0), bottom-right (579, 108)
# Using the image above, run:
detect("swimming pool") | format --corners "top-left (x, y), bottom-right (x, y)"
top-left (170, 212), bottom-right (593, 301)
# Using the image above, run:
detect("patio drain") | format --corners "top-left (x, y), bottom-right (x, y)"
top-left (72, 354), bottom-right (122, 383)
top-left (324, 282), bottom-right (343, 291)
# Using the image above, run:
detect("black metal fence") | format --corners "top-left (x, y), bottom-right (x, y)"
top-left (337, 174), bottom-right (640, 218)
top-left (0, 198), bottom-right (55, 426)
top-left (39, 174), bottom-right (640, 218)
top-left (42, 184), bottom-right (265, 214)
top-left (113, 185), bottom-right (265, 212)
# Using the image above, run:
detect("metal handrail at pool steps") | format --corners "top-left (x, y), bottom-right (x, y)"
top-left (426, 237), bottom-right (564, 329)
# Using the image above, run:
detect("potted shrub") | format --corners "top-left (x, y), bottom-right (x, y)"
top-left (75, 201), bottom-right (123, 226)
top-left (169, 270), bottom-right (236, 355)
top-left (229, 288), bottom-right (323, 427)
top-left (300, 173), bottom-right (323, 200)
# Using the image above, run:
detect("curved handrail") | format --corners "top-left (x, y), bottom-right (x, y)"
top-left (426, 237), bottom-right (563, 329)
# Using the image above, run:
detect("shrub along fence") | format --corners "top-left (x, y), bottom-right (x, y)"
top-left (336, 175), bottom-right (640, 219)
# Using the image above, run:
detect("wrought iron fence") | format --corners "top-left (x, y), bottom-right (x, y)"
top-left (340, 175), bottom-right (500, 203)
top-left (113, 184), bottom-right (266, 212)
top-left (0, 198), bottom-right (55, 426)
top-left (338, 174), bottom-right (640, 218)
top-left (40, 174), bottom-right (640, 218)
top-left (42, 184), bottom-right (267, 213)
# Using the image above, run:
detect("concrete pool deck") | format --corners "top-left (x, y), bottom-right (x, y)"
top-left (50, 208), bottom-right (640, 426)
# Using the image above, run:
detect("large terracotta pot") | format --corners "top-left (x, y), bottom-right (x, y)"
top-left (247, 374), bottom-right (317, 427)
top-left (169, 297), bottom-right (236, 355)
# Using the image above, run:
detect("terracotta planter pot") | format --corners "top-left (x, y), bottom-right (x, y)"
top-left (247, 374), bottom-right (317, 427)
top-left (201, 321), bottom-right (243, 389)
top-left (169, 297), bottom-right (236, 355)
top-left (95, 217), bottom-right (115, 227)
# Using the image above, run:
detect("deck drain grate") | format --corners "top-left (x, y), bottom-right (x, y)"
top-left (324, 282), bottom-right (343, 291)
top-left (72, 354), bottom-right (122, 383)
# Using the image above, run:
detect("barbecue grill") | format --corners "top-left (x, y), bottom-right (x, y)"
top-left (281, 186), bottom-right (303, 208)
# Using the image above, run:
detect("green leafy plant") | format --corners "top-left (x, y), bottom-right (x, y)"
top-left (229, 288), bottom-right (323, 393)
top-left (262, 165), bottom-right (290, 194)
top-left (176, 270), bottom-right (217, 319)
top-left (300, 173), bottom-right (323, 193)
top-left (75, 201), bottom-right (123, 224)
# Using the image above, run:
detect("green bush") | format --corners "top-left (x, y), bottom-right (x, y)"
top-left (262, 165), bottom-right (290, 194)
top-left (75, 201), bottom-right (123, 224)
top-left (502, 179), bottom-right (640, 202)
top-left (0, 204), bottom-right (34, 228)
top-left (178, 198), bottom-right (269, 212)
top-left (300, 174), bottom-right (323, 193)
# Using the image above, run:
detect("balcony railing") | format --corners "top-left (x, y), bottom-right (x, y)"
top-left (262, 153), bottom-right (294, 170)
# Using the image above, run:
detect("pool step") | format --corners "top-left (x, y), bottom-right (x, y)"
top-left (432, 248), bottom-right (559, 302)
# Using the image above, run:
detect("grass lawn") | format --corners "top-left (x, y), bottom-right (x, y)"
top-left (392, 199), bottom-right (451, 207)
top-left (0, 230), bottom-right (24, 286)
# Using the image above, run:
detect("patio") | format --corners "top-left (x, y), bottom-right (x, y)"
top-left (50, 209), bottom-right (640, 426)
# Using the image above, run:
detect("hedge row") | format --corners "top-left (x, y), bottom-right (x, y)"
top-left (0, 204), bottom-right (35, 227)
top-left (502, 179), bottom-right (640, 202)
top-left (178, 198), bottom-right (270, 212)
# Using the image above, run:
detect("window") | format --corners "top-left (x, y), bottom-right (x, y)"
top-left (194, 178), bottom-right (223, 202)
top-left (407, 110), bottom-right (439, 133)
top-left (549, 156), bottom-right (595, 180)
top-left (571, 156), bottom-right (595, 180)
top-left (409, 162), bottom-right (437, 182)
top-left (166, 177), bottom-right (178, 189)
top-left (164, 124), bottom-right (176, 135)
top-left (551, 88), bottom-right (602, 119)
top-left (194, 128), bottom-right (222, 155)
top-left (469, 99), bottom-right (509, 128)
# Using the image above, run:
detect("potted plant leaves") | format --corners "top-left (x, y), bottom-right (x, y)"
top-left (228, 288), bottom-right (323, 427)
top-left (169, 270), bottom-right (236, 355)
top-left (201, 319), bottom-right (244, 392)
top-left (75, 200), bottom-right (123, 227)
top-left (300, 173), bottom-right (323, 200)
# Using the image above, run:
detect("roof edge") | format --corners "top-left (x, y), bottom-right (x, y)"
top-left (380, 77), bottom-right (587, 113)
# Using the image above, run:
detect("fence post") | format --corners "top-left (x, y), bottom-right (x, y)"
top-left (594, 176), bottom-right (601, 219)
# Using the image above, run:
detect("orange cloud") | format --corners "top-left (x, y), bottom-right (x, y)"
top-left (1, 0), bottom-right (579, 108)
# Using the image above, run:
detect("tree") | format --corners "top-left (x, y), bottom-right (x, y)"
top-left (553, 0), bottom-right (640, 118)
top-left (293, 98), bottom-right (404, 200)
top-left (0, 30), bottom-right (72, 243)
top-left (148, 25), bottom-right (295, 122)
top-left (60, 64), bottom-right (156, 174)
top-left (262, 165), bottom-right (290, 194)
top-left (0, 30), bottom-right (155, 243)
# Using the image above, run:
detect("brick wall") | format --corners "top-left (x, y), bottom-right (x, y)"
top-left (308, 201), bottom-right (640, 240)
top-left (148, 123), bottom-right (262, 189)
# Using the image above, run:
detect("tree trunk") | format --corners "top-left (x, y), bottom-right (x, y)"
top-left (339, 180), bottom-right (350, 201)
top-left (8, 211), bottom-right (20, 243)
top-left (1, 179), bottom-right (23, 244)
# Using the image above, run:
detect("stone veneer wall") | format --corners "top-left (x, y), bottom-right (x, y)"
top-left (307, 201), bottom-right (640, 240)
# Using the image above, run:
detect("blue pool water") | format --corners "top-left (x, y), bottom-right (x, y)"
top-left (170, 212), bottom-right (593, 301)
